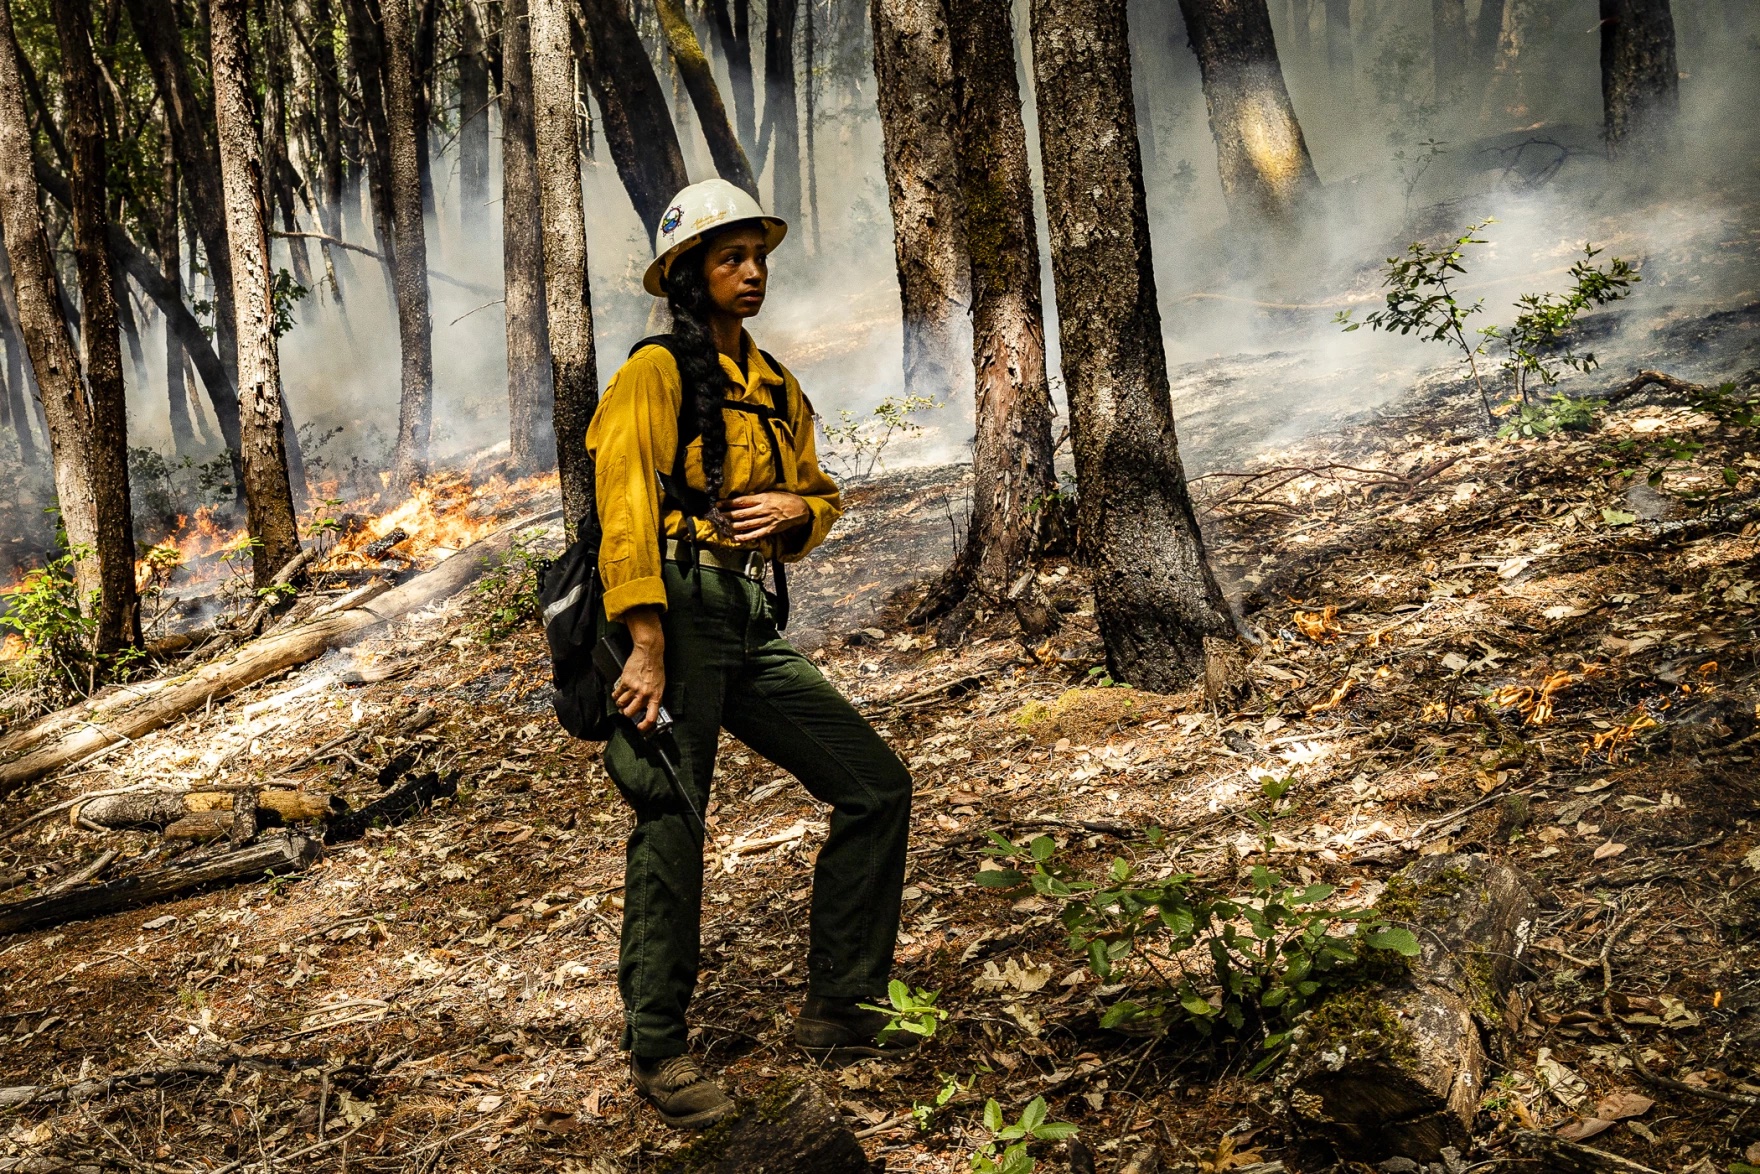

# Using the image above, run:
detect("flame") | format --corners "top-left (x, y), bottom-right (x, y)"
top-left (1293, 606), bottom-right (1342, 643)
top-left (1584, 713), bottom-right (1660, 763)
top-left (1489, 663), bottom-right (1605, 726)
top-left (1, 633), bottom-right (25, 662)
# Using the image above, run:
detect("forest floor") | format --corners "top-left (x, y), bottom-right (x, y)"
top-left (2, 312), bottom-right (1759, 1172)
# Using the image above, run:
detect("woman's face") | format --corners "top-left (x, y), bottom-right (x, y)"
top-left (700, 225), bottom-right (769, 320)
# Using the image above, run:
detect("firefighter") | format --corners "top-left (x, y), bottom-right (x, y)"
top-left (586, 179), bottom-right (914, 1129)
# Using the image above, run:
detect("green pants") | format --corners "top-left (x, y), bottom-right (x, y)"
top-left (603, 561), bottom-right (913, 1058)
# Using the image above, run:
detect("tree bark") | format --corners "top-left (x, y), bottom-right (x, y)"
top-left (309, 0), bottom-right (344, 241)
top-left (760, 0), bottom-right (800, 224)
top-left (0, 299), bottom-right (34, 466)
top-left (654, 0), bottom-right (756, 198)
top-left (704, 0), bottom-right (755, 158)
top-left (1473, 0), bottom-right (1506, 69)
top-left (54, 0), bottom-right (142, 655)
top-left (458, 0), bottom-right (490, 227)
top-left (1029, 0), bottom-right (1235, 691)
top-left (528, 0), bottom-right (597, 533)
top-left (577, 0), bottom-right (689, 240)
top-left (870, 0), bottom-right (970, 405)
top-left (209, 0), bottom-right (304, 588)
top-left (341, 0), bottom-right (398, 302)
top-left (1177, 0), bottom-right (1320, 224)
top-left (1599, 0), bottom-right (1677, 152)
top-left (265, 15), bottom-right (315, 296)
top-left (0, 7), bottom-right (104, 627)
top-left (380, 0), bottom-right (435, 487)
top-left (1282, 854), bottom-right (1536, 1161)
top-left (122, 0), bottom-right (237, 387)
top-left (158, 108), bottom-right (198, 457)
top-left (499, 0), bottom-right (556, 472)
top-left (1431, 0), bottom-right (1468, 99)
top-left (802, 0), bottom-right (818, 251)
top-left (938, 0), bottom-right (1055, 607)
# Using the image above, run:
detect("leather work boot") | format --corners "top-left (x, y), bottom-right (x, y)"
top-left (793, 995), bottom-right (923, 1066)
top-left (630, 1053), bottom-right (735, 1129)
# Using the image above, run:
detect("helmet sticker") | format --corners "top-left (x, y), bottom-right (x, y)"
top-left (661, 205), bottom-right (683, 236)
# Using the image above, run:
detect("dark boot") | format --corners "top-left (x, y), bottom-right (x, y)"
top-left (630, 1053), bottom-right (734, 1129)
top-left (793, 995), bottom-right (923, 1065)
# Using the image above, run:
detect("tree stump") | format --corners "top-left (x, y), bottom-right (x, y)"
top-left (660, 1079), bottom-right (871, 1173)
top-left (1280, 853), bottom-right (1535, 1161)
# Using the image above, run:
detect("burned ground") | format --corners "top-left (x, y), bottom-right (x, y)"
top-left (0, 354), bottom-right (1757, 1172)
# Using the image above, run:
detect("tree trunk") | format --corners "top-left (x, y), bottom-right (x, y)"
top-left (760, 0), bottom-right (800, 225)
top-left (870, 0), bottom-right (970, 405)
top-left (1323, 0), bottom-right (1354, 83)
top-left (412, 0), bottom-right (438, 224)
top-left (380, 0), bottom-right (435, 487)
top-left (577, 0), bottom-right (689, 239)
top-left (265, 15), bottom-right (315, 296)
top-left (654, 0), bottom-right (756, 197)
top-left (499, 0), bottom-right (556, 473)
top-left (1474, 0), bottom-right (1506, 68)
top-left (938, 0), bottom-right (1055, 607)
top-left (341, 0), bottom-right (398, 303)
top-left (209, 0), bottom-right (304, 588)
top-left (54, 0), bottom-right (142, 655)
top-left (0, 301), bottom-right (35, 466)
top-left (1599, 0), bottom-right (1677, 152)
top-left (1177, 0), bottom-right (1320, 224)
top-left (458, 0), bottom-right (490, 227)
top-left (158, 109), bottom-right (197, 457)
top-left (1282, 854), bottom-right (1536, 1162)
top-left (1029, 0), bottom-right (1235, 691)
top-left (310, 0), bottom-right (344, 237)
top-left (0, 13), bottom-right (102, 615)
top-left (529, 0), bottom-right (597, 534)
top-left (1431, 0), bottom-right (1468, 99)
top-left (704, 0), bottom-right (755, 157)
top-left (802, 0), bottom-right (818, 251)
top-left (122, 0), bottom-right (237, 388)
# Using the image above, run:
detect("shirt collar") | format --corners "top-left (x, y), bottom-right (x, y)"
top-left (716, 330), bottom-right (783, 392)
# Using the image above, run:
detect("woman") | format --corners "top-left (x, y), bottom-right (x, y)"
top-left (586, 179), bottom-right (914, 1130)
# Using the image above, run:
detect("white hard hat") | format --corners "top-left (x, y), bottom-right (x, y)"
top-left (643, 178), bottom-right (788, 297)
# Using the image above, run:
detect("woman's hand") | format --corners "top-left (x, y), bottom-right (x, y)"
top-left (724, 491), bottom-right (810, 543)
top-left (613, 607), bottom-right (666, 733)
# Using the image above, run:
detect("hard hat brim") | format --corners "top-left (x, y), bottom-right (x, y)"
top-left (642, 216), bottom-right (788, 297)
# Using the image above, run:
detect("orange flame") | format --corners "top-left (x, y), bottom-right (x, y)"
top-left (1489, 663), bottom-right (1605, 726)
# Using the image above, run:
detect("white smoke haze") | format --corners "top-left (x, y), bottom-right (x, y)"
top-left (118, 0), bottom-right (1759, 503)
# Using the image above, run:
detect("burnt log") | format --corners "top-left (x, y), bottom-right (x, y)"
top-left (1280, 853), bottom-right (1535, 1161)
top-left (77, 787), bottom-right (344, 831)
top-left (324, 770), bottom-right (456, 845)
top-left (660, 1079), bottom-right (870, 1173)
top-left (0, 831), bottom-right (321, 936)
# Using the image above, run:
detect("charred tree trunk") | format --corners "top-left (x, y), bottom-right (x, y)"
top-left (209, 0), bottom-right (304, 587)
top-left (529, 0), bottom-right (597, 533)
top-left (760, 0), bottom-right (800, 225)
top-left (311, 0), bottom-right (344, 237)
top-left (654, 0), bottom-right (756, 197)
top-left (381, 0), bottom-right (435, 486)
top-left (1177, 0), bottom-right (1319, 224)
top-left (1432, 0), bottom-right (1468, 99)
top-left (933, 0), bottom-right (1055, 611)
top-left (1474, 0), bottom-right (1506, 69)
top-left (412, 0), bottom-right (437, 224)
top-left (52, 0), bottom-right (141, 654)
top-left (577, 0), bottom-right (689, 239)
top-left (705, 0), bottom-right (755, 158)
top-left (870, 0), bottom-right (970, 405)
top-left (1599, 0), bottom-right (1677, 152)
top-left (458, 0), bottom-right (490, 227)
top-left (0, 7), bottom-right (103, 616)
top-left (123, 0), bottom-right (237, 388)
top-left (1029, 0), bottom-right (1235, 690)
top-left (500, 0), bottom-right (555, 472)
top-left (0, 301), bottom-right (35, 466)
top-left (158, 110), bottom-right (197, 456)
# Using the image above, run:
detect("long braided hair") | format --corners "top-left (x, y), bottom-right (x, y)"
top-left (661, 238), bottom-right (732, 517)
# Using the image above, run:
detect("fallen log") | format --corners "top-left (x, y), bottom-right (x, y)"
top-left (659, 1079), bottom-right (871, 1173)
top-left (1280, 853), bottom-right (1536, 1162)
top-left (0, 830), bottom-right (321, 936)
top-left (0, 508), bottom-right (560, 799)
top-left (324, 770), bottom-right (456, 845)
top-left (79, 787), bottom-right (342, 831)
top-left (1512, 1130), bottom-right (1663, 1174)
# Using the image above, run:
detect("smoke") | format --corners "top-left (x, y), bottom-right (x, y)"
top-left (118, 0), bottom-right (1760, 501)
